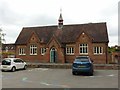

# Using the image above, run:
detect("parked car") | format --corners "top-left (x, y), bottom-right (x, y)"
top-left (1, 58), bottom-right (27, 72)
top-left (72, 56), bottom-right (94, 76)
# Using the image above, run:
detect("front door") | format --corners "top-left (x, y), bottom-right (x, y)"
top-left (50, 48), bottom-right (57, 63)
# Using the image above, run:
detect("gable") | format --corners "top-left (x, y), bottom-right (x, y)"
top-left (76, 32), bottom-right (93, 43)
top-left (28, 32), bottom-right (40, 43)
top-left (47, 35), bottom-right (61, 48)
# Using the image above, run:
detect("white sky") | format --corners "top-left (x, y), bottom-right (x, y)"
top-left (0, 0), bottom-right (119, 46)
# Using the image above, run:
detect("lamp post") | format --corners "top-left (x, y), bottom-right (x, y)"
top-left (0, 28), bottom-right (6, 62)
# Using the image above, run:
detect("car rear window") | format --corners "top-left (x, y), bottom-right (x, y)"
top-left (75, 57), bottom-right (89, 62)
top-left (2, 59), bottom-right (11, 65)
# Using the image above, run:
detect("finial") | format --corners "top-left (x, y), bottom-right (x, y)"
top-left (58, 8), bottom-right (63, 29)
top-left (60, 8), bottom-right (62, 14)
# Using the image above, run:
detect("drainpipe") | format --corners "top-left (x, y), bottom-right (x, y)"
top-left (106, 43), bottom-right (108, 64)
top-left (64, 47), bottom-right (66, 63)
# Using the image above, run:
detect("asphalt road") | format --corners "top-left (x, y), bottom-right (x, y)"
top-left (1, 68), bottom-right (118, 88)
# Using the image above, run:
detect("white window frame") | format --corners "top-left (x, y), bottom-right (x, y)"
top-left (19, 48), bottom-right (26, 55)
top-left (41, 48), bottom-right (46, 55)
top-left (93, 46), bottom-right (103, 55)
top-left (30, 44), bottom-right (37, 55)
top-left (79, 44), bottom-right (88, 54)
top-left (66, 47), bottom-right (74, 55)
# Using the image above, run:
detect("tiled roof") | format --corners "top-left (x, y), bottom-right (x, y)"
top-left (15, 22), bottom-right (109, 45)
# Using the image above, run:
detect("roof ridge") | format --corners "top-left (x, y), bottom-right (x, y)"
top-left (22, 22), bottom-right (106, 29)
top-left (23, 25), bottom-right (58, 29)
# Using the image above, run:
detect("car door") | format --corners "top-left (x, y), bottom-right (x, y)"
top-left (14, 59), bottom-right (21, 69)
top-left (14, 59), bottom-right (24, 69)
top-left (19, 59), bottom-right (25, 69)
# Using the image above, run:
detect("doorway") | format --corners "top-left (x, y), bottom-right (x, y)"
top-left (50, 48), bottom-right (57, 63)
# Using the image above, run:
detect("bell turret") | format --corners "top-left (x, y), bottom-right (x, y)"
top-left (58, 10), bottom-right (63, 29)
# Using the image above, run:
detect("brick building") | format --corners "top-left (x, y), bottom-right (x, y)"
top-left (2, 44), bottom-right (15, 58)
top-left (15, 13), bottom-right (109, 64)
top-left (108, 45), bottom-right (120, 64)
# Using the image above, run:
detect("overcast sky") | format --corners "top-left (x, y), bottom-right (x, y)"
top-left (0, 0), bottom-right (119, 46)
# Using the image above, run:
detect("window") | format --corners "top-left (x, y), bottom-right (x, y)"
top-left (14, 59), bottom-right (24, 63)
top-left (41, 48), bottom-right (46, 55)
top-left (2, 59), bottom-right (11, 65)
top-left (79, 44), bottom-right (88, 54)
top-left (94, 47), bottom-right (103, 54)
top-left (66, 47), bottom-right (74, 55)
top-left (30, 45), bottom-right (37, 55)
top-left (19, 48), bottom-right (26, 55)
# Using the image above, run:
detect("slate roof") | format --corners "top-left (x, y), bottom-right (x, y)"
top-left (15, 22), bottom-right (109, 45)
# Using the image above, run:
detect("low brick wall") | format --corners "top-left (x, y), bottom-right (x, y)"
top-left (27, 63), bottom-right (119, 70)
top-left (94, 64), bottom-right (119, 70)
top-left (27, 63), bottom-right (71, 69)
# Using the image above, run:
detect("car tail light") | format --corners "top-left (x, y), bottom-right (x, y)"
top-left (73, 63), bottom-right (78, 68)
top-left (86, 63), bottom-right (92, 67)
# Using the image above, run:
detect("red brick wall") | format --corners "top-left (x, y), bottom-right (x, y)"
top-left (90, 43), bottom-right (108, 64)
top-left (65, 32), bottom-right (108, 64)
top-left (16, 35), bottom-right (65, 63)
top-left (47, 37), bottom-right (65, 63)
top-left (15, 32), bottom-right (108, 64)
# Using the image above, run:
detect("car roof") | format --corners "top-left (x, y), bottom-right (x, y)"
top-left (76, 56), bottom-right (89, 58)
top-left (3, 58), bottom-right (22, 61)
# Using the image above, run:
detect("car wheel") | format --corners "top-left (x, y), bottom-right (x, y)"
top-left (11, 67), bottom-right (16, 72)
top-left (88, 72), bottom-right (93, 76)
top-left (72, 71), bottom-right (76, 75)
top-left (1, 70), bottom-right (4, 72)
top-left (23, 65), bottom-right (27, 70)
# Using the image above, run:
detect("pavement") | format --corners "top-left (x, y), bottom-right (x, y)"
top-left (1, 68), bottom-right (118, 88)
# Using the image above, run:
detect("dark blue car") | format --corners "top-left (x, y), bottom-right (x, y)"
top-left (72, 56), bottom-right (94, 76)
